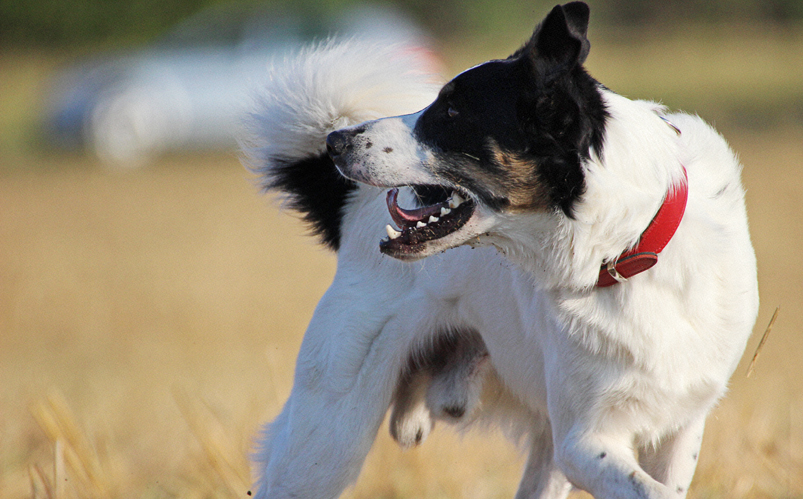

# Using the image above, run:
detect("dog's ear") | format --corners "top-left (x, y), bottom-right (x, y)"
top-left (519, 2), bottom-right (591, 81)
top-left (561, 1), bottom-right (591, 41)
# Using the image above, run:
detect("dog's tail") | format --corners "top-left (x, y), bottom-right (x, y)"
top-left (241, 39), bottom-right (441, 251)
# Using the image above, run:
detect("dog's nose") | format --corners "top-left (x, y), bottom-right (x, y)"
top-left (326, 130), bottom-right (348, 158)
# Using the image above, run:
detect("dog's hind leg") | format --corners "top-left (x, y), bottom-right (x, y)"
top-left (389, 368), bottom-right (434, 448)
top-left (638, 415), bottom-right (706, 498)
top-left (425, 330), bottom-right (490, 422)
top-left (515, 417), bottom-right (571, 499)
top-left (389, 328), bottom-right (490, 448)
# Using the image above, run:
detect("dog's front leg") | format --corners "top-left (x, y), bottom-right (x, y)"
top-left (545, 418), bottom-right (705, 499)
top-left (514, 417), bottom-right (571, 499)
top-left (552, 429), bottom-right (671, 499)
top-left (638, 415), bottom-right (707, 497)
top-left (253, 286), bottom-right (411, 499)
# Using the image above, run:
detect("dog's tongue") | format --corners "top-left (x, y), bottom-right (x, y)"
top-left (386, 188), bottom-right (443, 229)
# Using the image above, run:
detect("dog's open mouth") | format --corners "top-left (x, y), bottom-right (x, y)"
top-left (380, 187), bottom-right (476, 258)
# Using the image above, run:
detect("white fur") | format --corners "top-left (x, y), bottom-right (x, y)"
top-left (243, 40), bottom-right (758, 499)
top-left (242, 39), bottom-right (442, 171)
top-left (330, 111), bottom-right (437, 189)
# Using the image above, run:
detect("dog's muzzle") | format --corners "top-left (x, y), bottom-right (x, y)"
top-left (325, 130), bottom-right (347, 161)
top-left (326, 127), bottom-right (364, 167)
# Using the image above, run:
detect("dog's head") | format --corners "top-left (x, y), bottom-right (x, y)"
top-left (327, 2), bottom-right (608, 262)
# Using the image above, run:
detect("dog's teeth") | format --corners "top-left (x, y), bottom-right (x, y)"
top-left (416, 221), bottom-right (427, 228)
top-left (448, 193), bottom-right (464, 208)
top-left (440, 207), bottom-right (451, 216)
top-left (385, 224), bottom-right (401, 240)
top-left (428, 216), bottom-right (439, 223)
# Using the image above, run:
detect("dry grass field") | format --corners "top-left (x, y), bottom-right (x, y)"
top-left (1, 29), bottom-right (802, 499)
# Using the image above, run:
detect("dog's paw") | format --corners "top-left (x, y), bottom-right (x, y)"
top-left (389, 371), bottom-right (434, 448)
top-left (389, 398), bottom-right (434, 448)
top-left (427, 379), bottom-right (471, 420)
top-left (426, 353), bottom-right (489, 421)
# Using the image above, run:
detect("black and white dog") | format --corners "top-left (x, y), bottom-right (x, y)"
top-left (243, 3), bottom-right (759, 498)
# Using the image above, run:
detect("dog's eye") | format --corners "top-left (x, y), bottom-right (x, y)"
top-left (447, 106), bottom-right (458, 118)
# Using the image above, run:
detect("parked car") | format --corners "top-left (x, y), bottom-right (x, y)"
top-left (42, 4), bottom-right (440, 166)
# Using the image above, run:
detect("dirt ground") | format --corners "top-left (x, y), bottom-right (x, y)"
top-left (0, 122), bottom-right (801, 499)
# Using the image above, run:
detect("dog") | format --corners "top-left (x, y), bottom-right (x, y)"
top-left (242, 3), bottom-right (759, 498)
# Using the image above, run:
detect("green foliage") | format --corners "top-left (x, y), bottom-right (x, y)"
top-left (0, 0), bottom-right (209, 46)
top-left (1, 0), bottom-right (802, 47)
top-left (596, 0), bottom-right (803, 25)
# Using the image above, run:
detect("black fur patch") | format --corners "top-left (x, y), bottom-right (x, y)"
top-left (401, 327), bottom-right (487, 379)
top-left (442, 405), bottom-right (466, 418)
top-left (412, 2), bottom-right (608, 217)
top-left (412, 184), bottom-right (452, 207)
top-left (265, 152), bottom-right (357, 251)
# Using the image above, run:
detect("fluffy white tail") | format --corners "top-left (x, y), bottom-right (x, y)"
top-left (242, 38), bottom-right (441, 169)
top-left (240, 38), bottom-right (441, 250)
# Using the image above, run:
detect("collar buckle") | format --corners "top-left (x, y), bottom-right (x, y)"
top-left (605, 260), bottom-right (628, 284)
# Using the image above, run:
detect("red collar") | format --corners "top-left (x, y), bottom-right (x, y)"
top-left (596, 166), bottom-right (688, 287)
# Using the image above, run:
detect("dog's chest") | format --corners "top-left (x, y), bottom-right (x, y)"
top-left (541, 289), bottom-right (730, 432)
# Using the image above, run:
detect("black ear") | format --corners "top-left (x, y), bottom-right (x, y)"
top-left (561, 1), bottom-right (590, 40)
top-left (523, 2), bottom-right (591, 79)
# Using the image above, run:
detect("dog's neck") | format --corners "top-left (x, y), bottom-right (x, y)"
top-left (486, 94), bottom-right (689, 291)
top-left (596, 166), bottom-right (688, 287)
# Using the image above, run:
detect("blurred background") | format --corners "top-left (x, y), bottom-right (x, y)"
top-left (1, 0), bottom-right (801, 497)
